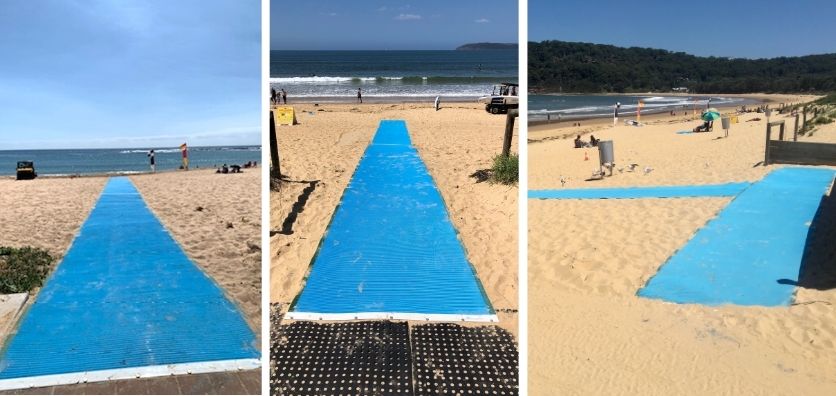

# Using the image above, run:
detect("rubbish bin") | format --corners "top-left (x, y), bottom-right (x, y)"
top-left (16, 161), bottom-right (36, 180)
top-left (598, 140), bottom-right (614, 165)
top-left (721, 117), bottom-right (730, 130)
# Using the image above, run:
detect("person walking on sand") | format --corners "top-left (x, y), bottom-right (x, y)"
top-left (281, 89), bottom-right (287, 104)
top-left (147, 149), bottom-right (156, 173)
top-left (357, 88), bottom-right (362, 103)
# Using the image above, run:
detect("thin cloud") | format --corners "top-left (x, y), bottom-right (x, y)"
top-left (395, 13), bottom-right (421, 20)
top-left (376, 6), bottom-right (387, 12)
top-left (475, 18), bottom-right (490, 23)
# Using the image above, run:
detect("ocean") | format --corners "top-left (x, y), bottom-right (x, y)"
top-left (270, 50), bottom-right (518, 102)
top-left (529, 94), bottom-right (762, 122)
top-left (0, 146), bottom-right (261, 176)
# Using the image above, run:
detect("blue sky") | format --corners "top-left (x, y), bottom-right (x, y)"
top-left (0, 0), bottom-right (260, 150)
top-left (271, 0), bottom-right (518, 50)
top-left (530, 0), bottom-right (836, 59)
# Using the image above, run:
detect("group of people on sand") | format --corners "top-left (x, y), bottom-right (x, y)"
top-left (573, 134), bottom-right (599, 148)
top-left (216, 161), bottom-right (256, 174)
top-left (271, 88), bottom-right (288, 105)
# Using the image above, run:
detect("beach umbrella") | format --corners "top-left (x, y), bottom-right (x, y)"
top-left (701, 109), bottom-right (721, 121)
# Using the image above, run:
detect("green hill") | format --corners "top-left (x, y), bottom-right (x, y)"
top-left (529, 40), bottom-right (836, 94)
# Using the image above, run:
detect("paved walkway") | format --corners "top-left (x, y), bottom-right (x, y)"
top-left (0, 369), bottom-right (260, 395)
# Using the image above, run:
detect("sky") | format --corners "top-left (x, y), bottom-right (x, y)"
top-left (530, 0), bottom-right (836, 59)
top-left (270, 0), bottom-right (518, 50)
top-left (0, 0), bottom-right (260, 150)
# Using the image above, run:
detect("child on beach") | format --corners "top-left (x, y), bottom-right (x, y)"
top-left (357, 88), bottom-right (362, 103)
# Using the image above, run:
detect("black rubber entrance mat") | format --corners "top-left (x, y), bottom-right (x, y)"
top-left (271, 321), bottom-right (413, 396)
top-left (411, 323), bottom-right (519, 396)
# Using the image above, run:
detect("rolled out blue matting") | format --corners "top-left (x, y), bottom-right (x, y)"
top-left (639, 167), bottom-right (835, 306)
top-left (288, 120), bottom-right (496, 322)
top-left (0, 177), bottom-right (258, 385)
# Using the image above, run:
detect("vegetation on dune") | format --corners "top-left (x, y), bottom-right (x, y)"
top-left (529, 40), bottom-right (836, 94)
top-left (0, 246), bottom-right (54, 294)
top-left (490, 153), bottom-right (519, 185)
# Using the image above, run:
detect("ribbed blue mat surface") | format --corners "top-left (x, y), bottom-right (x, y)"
top-left (290, 120), bottom-right (493, 317)
top-left (0, 178), bottom-right (258, 379)
top-left (528, 182), bottom-right (751, 200)
top-left (639, 167), bottom-right (836, 306)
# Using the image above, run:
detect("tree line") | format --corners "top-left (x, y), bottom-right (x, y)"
top-left (529, 40), bottom-right (836, 94)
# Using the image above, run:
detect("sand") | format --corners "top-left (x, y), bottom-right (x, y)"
top-left (131, 169), bottom-right (262, 334)
top-left (528, 96), bottom-right (836, 394)
top-left (271, 102), bottom-right (519, 335)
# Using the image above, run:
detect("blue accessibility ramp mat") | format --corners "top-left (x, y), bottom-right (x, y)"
top-left (288, 120), bottom-right (496, 322)
top-left (528, 182), bottom-right (750, 200)
top-left (0, 178), bottom-right (258, 387)
top-left (639, 167), bottom-right (836, 306)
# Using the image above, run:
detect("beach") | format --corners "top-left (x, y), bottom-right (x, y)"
top-left (0, 169), bottom-right (261, 344)
top-left (271, 102), bottom-right (519, 335)
top-left (528, 95), bottom-right (836, 394)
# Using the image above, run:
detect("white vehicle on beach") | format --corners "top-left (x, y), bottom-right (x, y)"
top-left (479, 82), bottom-right (519, 114)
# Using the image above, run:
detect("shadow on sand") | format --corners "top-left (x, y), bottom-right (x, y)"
top-left (778, 181), bottom-right (836, 292)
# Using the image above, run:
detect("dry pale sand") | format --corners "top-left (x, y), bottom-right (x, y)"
top-left (131, 169), bottom-right (262, 334)
top-left (0, 177), bottom-right (106, 343)
top-left (529, 96), bottom-right (836, 394)
top-left (271, 102), bottom-right (519, 335)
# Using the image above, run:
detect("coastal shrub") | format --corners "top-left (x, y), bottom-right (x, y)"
top-left (814, 93), bottom-right (836, 105)
top-left (0, 246), bottom-right (54, 294)
top-left (490, 153), bottom-right (519, 185)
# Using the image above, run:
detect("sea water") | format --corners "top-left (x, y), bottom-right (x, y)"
top-left (0, 146), bottom-right (260, 176)
top-left (529, 94), bottom-right (762, 122)
top-left (270, 50), bottom-right (518, 101)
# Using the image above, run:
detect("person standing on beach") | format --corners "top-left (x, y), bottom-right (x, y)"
top-left (281, 89), bottom-right (287, 104)
top-left (147, 150), bottom-right (156, 173)
top-left (357, 88), bottom-right (362, 103)
top-left (271, 87), bottom-right (277, 105)
top-left (434, 96), bottom-right (440, 111)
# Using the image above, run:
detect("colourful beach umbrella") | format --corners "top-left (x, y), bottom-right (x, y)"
top-left (701, 110), bottom-right (721, 121)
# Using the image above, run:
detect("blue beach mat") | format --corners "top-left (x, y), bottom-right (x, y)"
top-left (676, 130), bottom-right (694, 135)
top-left (0, 178), bottom-right (258, 388)
top-left (528, 182), bottom-right (750, 200)
top-left (639, 167), bottom-right (836, 306)
top-left (288, 120), bottom-right (496, 322)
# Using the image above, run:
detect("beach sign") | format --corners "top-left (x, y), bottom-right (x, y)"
top-left (274, 106), bottom-right (297, 125)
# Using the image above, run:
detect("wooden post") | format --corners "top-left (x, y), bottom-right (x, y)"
top-left (765, 123), bottom-right (772, 165)
top-left (794, 114), bottom-right (799, 141)
top-left (803, 106), bottom-right (807, 127)
top-left (502, 109), bottom-right (518, 157)
top-left (778, 122), bottom-right (784, 141)
top-left (269, 110), bottom-right (281, 180)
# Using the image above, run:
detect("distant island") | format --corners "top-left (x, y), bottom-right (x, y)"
top-left (529, 40), bottom-right (836, 94)
top-left (456, 43), bottom-right (518, 51)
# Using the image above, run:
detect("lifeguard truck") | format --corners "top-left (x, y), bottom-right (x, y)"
top-left (479, 82), bottom-right (519, 114)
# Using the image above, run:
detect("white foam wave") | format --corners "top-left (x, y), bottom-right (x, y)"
top-left (270, 76), bottom-right (403, 83)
